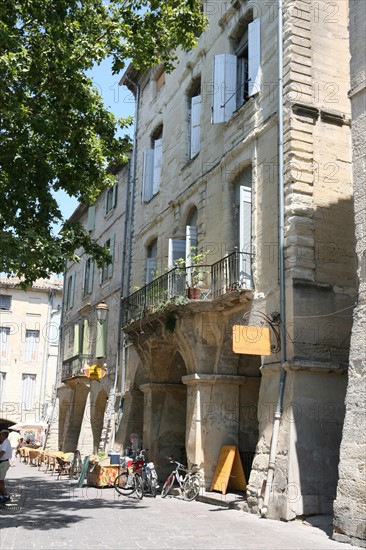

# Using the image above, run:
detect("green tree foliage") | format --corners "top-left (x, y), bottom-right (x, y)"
top-left (0, 0), bottom-right (206, 285)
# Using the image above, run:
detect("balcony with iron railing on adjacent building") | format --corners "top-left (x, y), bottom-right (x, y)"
top-left (122, 250), bottom-right (253, 326)
top-left (61, 354), bottom-right (94, 383)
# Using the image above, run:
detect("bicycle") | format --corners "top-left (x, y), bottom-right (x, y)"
top-left (137, 449), bottom-right (158, 497)
top-left (161, 457), bottom-right (201, 501)
top-left (114, 454), bottom-right (144, 499)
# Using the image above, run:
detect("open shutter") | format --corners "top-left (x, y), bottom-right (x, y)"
top-left (168, 238), bottom-right (186, 268)
top-left (185, 226), bottom-right (198, 263)
top-left (87, 205), bottom-right (96, 232)
top-left (190, 95), bottom-right (201, 158)
top-left (73, 323), bottom-right (80, 356)
top-left (143, 149), bottom-right (154, 201)
top-left (69, 274), bottom-right (75, 308)
top-left (82, 320), bottom-right (89, 355)
top-left (168, 238), bottom-right (186, 296)
top-left (108, 234), bottom-right (115, 278)
top-left (239, 186), bottom-right (252, 288)
top-left (248, 19), bottom-right (261, 97)
top-left (82, 260), bottom-right (86, 295)
top-left (112, 183), bottom-right (118, 208)
top-left (153, 138), bottom-right (162, 194)
top-left (212, 54), bottom-right (237, 123)
top-left (21, 374), bottom-right (36, 410)
top-left (88, 261), bottom-right (94, 294)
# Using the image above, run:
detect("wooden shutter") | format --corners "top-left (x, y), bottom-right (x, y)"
top-left (0, 372), bottom-right (5, 407)
top-left (69, 273), bottom-right (75, 308)
top-left (168, 238), bottom-right (187, 268)
top-left (87, 205), bottom-right (96, 232)
top-left (88, 260), bottom-right (94, 294)
top-left (153, 138), bottom-right (163, 194)
top-left (212, 54), bottom-right (237, 123)
top-left (73, 323), bottom-right (80, 356)
top-left (21, 374), bottom-right (36, 410)
top-left (239, 186), bottom-right (252, 288)
top-left (112, 183), bottom-right (118, 207)
top-left (82, 260), bottom-right (87, 295)
top-left (190, 95), bottom-right (201, 158)
top-left (96, 321), bottom-right (107, 359)
top-left (82, 320), bottom-right (89, 355)
top-left (185, 226), bottom-right (198, 263)
top-left (248, 19), bottom-right (261, 97)
top-left (143, 149), bottom-right (154, 201)
top-left (108, 235), bottom-right (115, 278)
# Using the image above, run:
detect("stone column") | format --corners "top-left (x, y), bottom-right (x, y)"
top-left (115, 390), bottom-right (144, 452)
top-left (182, 374), bottom-right (247, 488)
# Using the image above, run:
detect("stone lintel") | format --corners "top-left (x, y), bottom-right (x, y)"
top-left (291, 102), bottom-right (319, 119)
top-left (182, 373), bottom-right (249, 386)
top-left (139, 383), bottom-right (186, 393)
top-left (260, 360), bottom-right (347, 375)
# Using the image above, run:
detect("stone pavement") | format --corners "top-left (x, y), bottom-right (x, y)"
top-left (0, 462), bottom-right (362, 550)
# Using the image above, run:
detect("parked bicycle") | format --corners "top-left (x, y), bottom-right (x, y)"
top-left (161, 456), bottom-right (201, 501)
top-left (114, 449), bottom-right (157, 499)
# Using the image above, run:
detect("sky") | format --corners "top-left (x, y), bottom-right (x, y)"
top-left (53, 57), bottom-right (135, 226)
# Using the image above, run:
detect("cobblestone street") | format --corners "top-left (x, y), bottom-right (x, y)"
top-left (0, 462), bottom-right (361, 549)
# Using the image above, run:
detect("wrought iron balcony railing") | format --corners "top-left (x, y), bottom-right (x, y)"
top-left (61, 354), bottom-right (94, 382)
top-left (123, 250), bottom-right (253, 326)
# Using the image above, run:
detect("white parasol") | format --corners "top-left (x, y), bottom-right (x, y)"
top-left (8, 421), bottom-right (48, 431)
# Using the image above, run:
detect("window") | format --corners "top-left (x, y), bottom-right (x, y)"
top-left (146, 239), bottom-right (157, 284)
top-left (212, 18), bottom-right (261, 123)
top-left (83, 258), bottom-right (94, 296)
top-left (168, 208), bottom-right (198, 289)
top-left (21, 374), bottom-right (36, 411)
top-left (100, 235), bottom-right (115, 283)
top-left (24, 330), bottom-right (40, 362)
top-left (0, 327), bottom-right (10, 360)
top-left (66, 273), bottom-right (76, 310)
top-left (0, 295), bottom-right (11, 310)
top-left (105, 184), bottom-right (117, 215)
top-left (142, 129), bottom-right (163, 201)
top-left (0, 372), bottom-right (5, 408)
top-left (189, 85), bottom-right (201, 159)
top-left (87, 205), bottom-right (96, 232)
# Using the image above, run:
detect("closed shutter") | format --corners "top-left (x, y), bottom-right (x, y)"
top-left (248, 19), bottom-right (261, 97)
top-left (0, 327), bottom-right (9, 359)
top-left (143, 149), bottom-right (154, 201)
top-left (21, 374), bottom-right (36, 410)
top-left (153, 138), bottom-right (163, 194)
top-left (0, 372), bottom-right (5, 407)
top-left (87, 205), bottom-right (96, 232)
top-left (190, 95), bottom-right (201, 158)
top-left (25, 330), bottom-right (39, 361)
top-left (212, 54), bottom-right (237, 123)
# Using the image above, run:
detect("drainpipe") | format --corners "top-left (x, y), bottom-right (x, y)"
top-left (39, 290), bottom-right (53, 420)
top-left (116, 76), bottom-right (140, 430)
top-left (260, 0), bottom-right (287, 518)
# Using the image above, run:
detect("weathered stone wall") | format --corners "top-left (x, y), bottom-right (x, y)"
top-left (333, 0), bottom-right (366, 546)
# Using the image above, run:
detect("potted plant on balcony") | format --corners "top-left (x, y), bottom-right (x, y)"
top-left (175, 247), bottom-right (210, 299)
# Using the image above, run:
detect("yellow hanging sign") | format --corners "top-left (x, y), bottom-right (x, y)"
top-left (232, 325), bottom-right (271, 355)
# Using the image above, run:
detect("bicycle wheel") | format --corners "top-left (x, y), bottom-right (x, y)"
top-left (161, 474), bottom-right (174, 498)
top-left (182, 474), bottom-right (200, 501)
top-left (114, 472), bottom-right (136, 496)
top-left (134, 474), bottom-right (143, 500)
top-left (151, 477), bottom-right (157, 498)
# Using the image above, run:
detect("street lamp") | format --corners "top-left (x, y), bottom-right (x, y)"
top-left (96, 301), bottom-right (109, 324)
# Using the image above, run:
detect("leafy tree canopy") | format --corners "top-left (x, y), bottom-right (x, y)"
top-left (0, 0), bottom-right (206, 285)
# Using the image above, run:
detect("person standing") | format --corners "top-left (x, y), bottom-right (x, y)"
top-left (8, 430), bottom-right (20, 466)
top-left (0, 430), bottom-right (12, 502)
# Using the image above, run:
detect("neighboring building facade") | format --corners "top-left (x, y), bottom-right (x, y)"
top-left (117, 0), bottom-right (356, 524)
top-left (333, 0), bottom-right (366, 546)
top-left (57, 163), bottom-right (130, 454)
top-left (0, 277), bottom-right (62, 443)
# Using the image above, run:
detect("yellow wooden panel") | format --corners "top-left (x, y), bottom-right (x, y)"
top-left (232, 325), bottom-right (271, 355)
top-left (210, 446), bottom-right (235, 494)
top-left (230, 447), bottom-right (247, 491)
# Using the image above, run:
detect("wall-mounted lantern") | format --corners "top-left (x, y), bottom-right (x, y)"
top-left (96, 301), bottom-right (109, 325)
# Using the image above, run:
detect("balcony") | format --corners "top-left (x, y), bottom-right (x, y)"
top-left (123, 251), bottom-right (253, 326)
top-left (61, 354), bottom-right (94, 382)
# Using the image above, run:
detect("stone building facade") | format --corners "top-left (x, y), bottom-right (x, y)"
top-left (333, 0), bottom-right (366, 546)
top-left (57, 163), bottom-right (130, 454)
top-left (0, 277), bottom-right (62, 445)
top-left (117, 0), bottom-right (356, 522)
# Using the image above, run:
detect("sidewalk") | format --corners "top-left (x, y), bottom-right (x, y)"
top-left (0, 462), bottom-right (362, 550)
